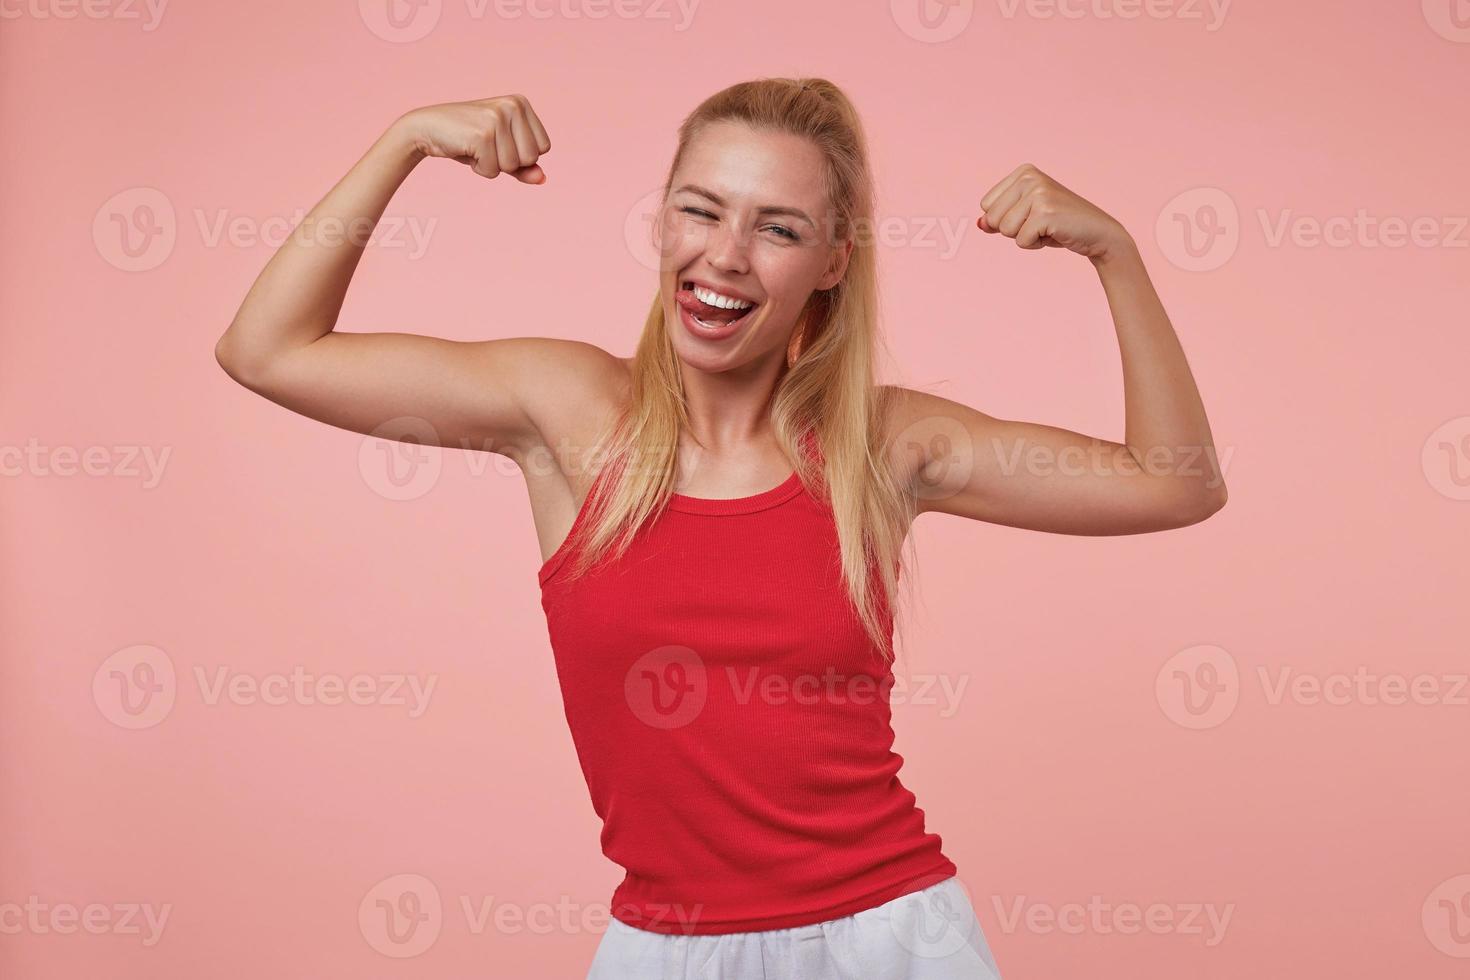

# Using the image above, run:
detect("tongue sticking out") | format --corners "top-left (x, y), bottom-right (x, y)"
top-left (677, 287), bottom-right (755, 325)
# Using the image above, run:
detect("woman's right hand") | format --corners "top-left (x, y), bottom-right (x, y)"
top-left (397, 94), bottom-right (552, 183)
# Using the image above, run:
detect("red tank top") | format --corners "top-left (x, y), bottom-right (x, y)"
top-left (537, 438), bottom-right (957, 935)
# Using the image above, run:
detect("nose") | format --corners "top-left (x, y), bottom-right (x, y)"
top-left (705, 218), bottom-right (751, 276)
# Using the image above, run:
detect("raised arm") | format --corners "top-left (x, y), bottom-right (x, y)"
top-left (885, 164), bottom-right (1227, 536)
top-left (213, 94), bottom-right (617, 459)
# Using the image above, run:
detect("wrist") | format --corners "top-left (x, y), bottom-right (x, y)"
top-left (1090, 225), bottom-right (1139, 269)
top-left (382, 112), bottom-right (428, 166)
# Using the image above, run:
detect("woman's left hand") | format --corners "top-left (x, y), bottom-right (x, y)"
top-left (977, 163), bottom-right (1130, 260)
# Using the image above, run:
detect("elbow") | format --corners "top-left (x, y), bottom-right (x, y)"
top-left (1172, 480), bottom-right (1228, 528)
top-left (213, 332), bottom-right (235, 375)
top-left (214, 328), bottom-right (264, 390)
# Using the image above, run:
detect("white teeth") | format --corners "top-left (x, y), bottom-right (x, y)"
top-left (692, 284), bottom-right (754, 310)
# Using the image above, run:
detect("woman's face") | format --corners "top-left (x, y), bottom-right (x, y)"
top-left (657, 120), bottom-right (852, 373)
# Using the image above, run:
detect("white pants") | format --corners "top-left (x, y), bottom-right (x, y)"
top-left (585, 877), bottom-right (1002, 979)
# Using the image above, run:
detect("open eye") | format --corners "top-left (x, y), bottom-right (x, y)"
top-left (763, 224), bottom-right (799, 241)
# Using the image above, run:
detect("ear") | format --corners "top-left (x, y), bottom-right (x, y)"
top-left (817, 237), bottom-right (854, 291)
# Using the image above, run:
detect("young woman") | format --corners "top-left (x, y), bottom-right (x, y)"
top-left (216, 78), bottom-right (1225, 979)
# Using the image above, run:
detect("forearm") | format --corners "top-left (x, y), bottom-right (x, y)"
top-left (1091, 234), bottom-right (1227, 500)
top-left (215, 116), bottom-right (424, 377)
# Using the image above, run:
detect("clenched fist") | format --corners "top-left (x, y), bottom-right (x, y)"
top-left (397, 94), bottom-right (552, 183)
top-left (977, 163), bottom-right (1128, 260)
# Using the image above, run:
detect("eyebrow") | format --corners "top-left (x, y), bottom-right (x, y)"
top-left (673, 184), bottom-right (816, 228)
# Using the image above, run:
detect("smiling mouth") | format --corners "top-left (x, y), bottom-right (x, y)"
top-left (678, 280), bottom-right (761, 330)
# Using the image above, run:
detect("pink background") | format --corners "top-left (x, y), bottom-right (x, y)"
top-left (3, 1), bottom-right (1468, 977)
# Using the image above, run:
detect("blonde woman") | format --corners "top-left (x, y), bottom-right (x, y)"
top-left (216, 78), bottom-right (1225, 979)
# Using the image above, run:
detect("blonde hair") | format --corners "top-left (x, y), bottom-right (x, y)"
top-left (560, 76), bottom-right (916, 665)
